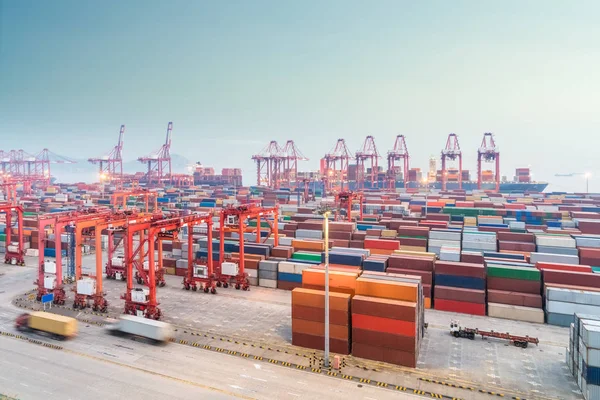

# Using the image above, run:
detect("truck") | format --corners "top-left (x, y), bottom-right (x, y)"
top-left (450, 320), bottom-right (539, 348)
top-left (105, 314), bottom-right (175, 344)
top-left (15, 312), bottom-right (78, 340)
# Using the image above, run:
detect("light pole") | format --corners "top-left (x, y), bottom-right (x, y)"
top-left (422, 178), bottom-right (429, 218)
top-left (323, 209), bottom-right (331, 368)
top-left (585, 172), bottom-right (591, 194)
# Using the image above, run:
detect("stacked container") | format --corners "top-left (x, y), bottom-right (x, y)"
top-left (569, 315), bottom-right (600, 399)
top-left (291, 288), bottom-right (351, 354)
top-left (462, 230), bottom-right (497, 253)
top-left (351, 274), bottom-right (423, 367)
top-left (546, 288), bottom-right (600, 327)
top-left (434, 261), bottom-right (486, 316)
top-left (258, 260), bottom-right (278, 289)
top-left (387, 253), bottom-right (434, 309)
top-left (427, 229), bottom-right (461, 256)
top-left (486, 264), bottom-right (544, 323)
top-left (277, 261), bottom-right (309, 290)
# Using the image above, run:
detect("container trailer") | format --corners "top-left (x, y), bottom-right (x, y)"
top-left (450, 320), bottom-right (539, 348)
top-left (15, 312), bottom-right (78, 340)
top-left (105, 314), bottom-right (174, 343)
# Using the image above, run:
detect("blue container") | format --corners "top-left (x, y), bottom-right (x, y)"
top-left (323, 251), bottom-right (363, 267)
top-left (196, 250), bottom-right (221, 262)
top-left (483, 251), bottom-right (525, 260)
top-left (43, 248), bottom-right (67, 257)
top-left (362, 259), bottom-right (386, 272)
top-left (277, 272), bottom-right (302, 283)
top-left (244, 244), bottom-right (270, 257)
top-left (157, 197), bottom-right (170, 203)
top-left (434, 274), bottom-right (485, 290)
top-left (583, 361), bottom-right (600, 386)
top-left (546, 312), bottom-right (573, 327)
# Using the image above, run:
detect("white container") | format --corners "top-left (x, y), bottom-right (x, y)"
top-left (247, 268), bottom-right (258, 278)
top-left (583, 324), bottom-right (600, 349)
top-left (530, 252), bottom-right (579, 265)
top-left (535, 235), bottom-right (576, 248)
top-left (131, 288), bottom-right (149, 303)
top-left (44, 276), bottom-right (56, 290)
top-left (258, 278), bottom-right (277, 289)
top-left (26, 249), bottom-right (39, 257)
top-left (278, 261), bottom-right (296, 274)
top-left (221, 262), bottom-right (239, 276)
top-left (581, 345), bottom-right (600, 367)
top-left (487, 303), bottom-right (544, 323)
top-left (112, 256), bottom-right (124, 267)
top-left (44, 261), bottom-right (57, 274)
top-left (193, 265), bottom-right (207, 278)
top-left (76, 278), bottom-right (96, 296)
top-left (6, 245), bottom-right (19, 253)
top-left (429, 231), bottom-right (461, 241)
top-left (107, 315), bottom-right (174, 343)
top-left (172, 248), bottom-right (182, 257)
top-left (176, 259), bottom-right (188, 269)
top-left (143, 261), bottom-right (158, 271)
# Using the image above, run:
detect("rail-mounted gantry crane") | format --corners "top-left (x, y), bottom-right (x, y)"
top-left (112, 188), bottom-right (159, 213)
top-left (333, 191), bottom-right (364, 222)
top-left (441, 133), bottom-right (463, 191)
top-left (217, 205), bottom-right (279, 290)
top-left (355, 136), bottom-right (380, 190)
top-left (386, 135), bottom-right (410, 189)
top-left (477, 132), bottom-right (500, 192)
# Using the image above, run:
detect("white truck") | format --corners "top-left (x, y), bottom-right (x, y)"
top-left (105, 315), bottom-right (175, 344)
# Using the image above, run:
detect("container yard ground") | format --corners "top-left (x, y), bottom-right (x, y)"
top-left (10, 254), bottom-right (583, 399)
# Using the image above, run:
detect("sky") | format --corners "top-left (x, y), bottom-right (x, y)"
top-left (0, 1), bottom-right (599, 192)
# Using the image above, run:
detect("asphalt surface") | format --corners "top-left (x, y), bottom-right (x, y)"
top-left (0, 264), bottom-right (417, 400)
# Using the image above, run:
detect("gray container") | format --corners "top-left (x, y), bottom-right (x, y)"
top-left (429, 231), bottom-right (462, 241)
top-left (258, 269), bottom-right (277, 280)
top-left (547, 300), bottom-right (600, 316)
top-left (258, 260), bottom-right (279, 272)
top-left (530, 252), bottom-right (579, 265)
top-left (586, 383), bottom-right (600, 400)
top-left (248, 277), bottom-right (259, 286)
top-left (546, 312), bottom-right (574, 327)
top-left (331, 247), bottom-right (370, 256)
top-left (575, 237), bottom-right (600, 248)
top-left (295, 229), bottom-right (323, 239)
top-left (536, 245), bottom-right (579, 256)
top-left (547, 287), bottom-right (600, 306)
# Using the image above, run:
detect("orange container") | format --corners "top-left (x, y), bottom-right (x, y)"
top-left (424, 297), bottom-right (431, 309)
top-left (291, 319), bottom-right (349, 340)
top-left (352, 314), bottom-right (416, 337)
top-left (302, 269), bottom-right (359, 293)
top-left (292, 239), bottom-right (325, 251)
top-left (355, 277), bottom-right (418, 302)
top-left (369, 248), bottom-right (394, 255)
top-left (291, 288), bottom-right (350, 311)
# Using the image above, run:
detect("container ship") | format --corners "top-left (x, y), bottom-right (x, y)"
top-left (192, 162), bottom-right (242, 187)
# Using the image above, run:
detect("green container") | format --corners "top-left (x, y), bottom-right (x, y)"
top-left (291, 251), bottom-right (322, 262)
top-left (487, 264), bottom-right (540, 281)
top-left (282, 216), bottom-right (291, 221)
top-left (442, 207), bottom-right (499, 217)
top-left (399, 235), bottom-right (428, 240)
top-left (247, 220), bottom-right (271, 228)
top-left (592, 266), bottom-right (600, 273)
top-left (0, 234), bottom-right (5, 242)
top-left (23, 212), bottom-right (37, 217)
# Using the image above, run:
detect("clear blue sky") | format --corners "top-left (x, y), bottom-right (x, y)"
top-left (0, 1), bottom-right (598, 191)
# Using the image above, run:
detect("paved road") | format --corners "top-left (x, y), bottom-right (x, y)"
top-left (0, 265), bottom-right (417, 400)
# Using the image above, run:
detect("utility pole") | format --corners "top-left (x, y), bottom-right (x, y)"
top-left (317, 205), bottom-right (332, 368)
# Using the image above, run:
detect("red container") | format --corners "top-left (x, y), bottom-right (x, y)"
top-left (292, 332), bottom-right (350, 354)
top-left (580, 247), bottom-right (600, 261)
top-left (277, 281), bottom-right (302, 291)
top-left (434, 298), bottom-right (486, 316)
top-left (352, 314), bottom-right (416, 336)
top-left (535, 262), bottom-right (592, 273)
top-left (352, 328), bottom-right (417, 353)
top-left (364, 238), bottom-right (400, 251)
top-left (388, 255), bottom-right (434, 271)
top-left (460, 252), bottom-right (485, 264)
top-left (352, 295), bottom-right (416, 322)
top-left (349, 240), bottom-right (365, 249)
top-left (487, 276), bottom-right (540, 294)
top-left (543, 269), bottom-right (600, 288)
top-left (434, 261), bottom-right (485, 278)
top-left (434, 286), bottom-right (485, 304)
top-left (386, 268), bottom-right (432, 285)
top-left (578, 220), bottom-right (600, 234)
top-left (487, 289), bottom-right (543, 308)
top-left (292, 305), bottom-right (349, 326)
top-left (422, 284), bottom-right (432, 298)
top-left (398, 237), bottom-right (428, 247)
top-left (498, 241), bottom-right (536, 252)
top-left (329, 231), bottom-right (352, 241)
top-left (352, 342), bottom-right (416, 368)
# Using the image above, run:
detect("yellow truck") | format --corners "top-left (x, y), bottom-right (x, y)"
top-left (15, 312), bottom-right (78, 339)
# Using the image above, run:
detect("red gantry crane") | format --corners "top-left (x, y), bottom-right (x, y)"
top-left (0, 203), bottom-right (24, 265)
top-left (217, 205), bottom-right (279, 290)
top-left (322, 139), bottom-right (353, 193)
top-left (477, 132), bottom-right (500, 192)
top-left (112, 188), bottom-right (159, 213)
top-left (252, 140), bottom-right (284, 189)
top-left (387, 135), bottom-right (410, 189)
top-left (441, 133), bottom-right (463, 191)
top-left (355, 136), bottom-right (380, 190)
top-left (138, 122), bottom-right (173, 187)
top-left (88, 124), bottom-right (125, 183)
top-left (280, 140), bottom-right (308, 189)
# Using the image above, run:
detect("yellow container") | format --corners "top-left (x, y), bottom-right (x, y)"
top-left (29, 312), bottom-right (77, 338)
